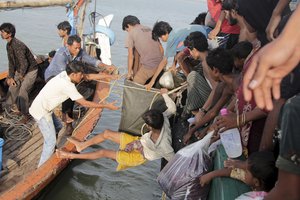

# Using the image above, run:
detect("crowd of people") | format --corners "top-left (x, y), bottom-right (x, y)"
top-left (1, 0), bottom-right (300, 199)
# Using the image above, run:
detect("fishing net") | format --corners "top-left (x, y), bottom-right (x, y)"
top-left (118, 80), bottom-right (166, 136)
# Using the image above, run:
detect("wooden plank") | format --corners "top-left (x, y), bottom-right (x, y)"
top-left (0, 142), bottom-right (42, 184)
top-left (3, 126), bottom-right (40, 156)
top-left (0, 0), bottom-right (72, 9)
top-left (4, 136), bottom-right (43, 170)
top-left (2, 127), bottom-right (41, 162)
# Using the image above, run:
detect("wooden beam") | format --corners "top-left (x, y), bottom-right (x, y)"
top-left (0, 0), bottom-right (73, 9)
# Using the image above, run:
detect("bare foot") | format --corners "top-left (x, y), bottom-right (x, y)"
top-left (56, 149), bottom-right (74, 159)
top-left (67, 137), bottom-right (84, 152)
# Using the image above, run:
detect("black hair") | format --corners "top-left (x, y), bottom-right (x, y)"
top-left (222, 0), bottom-right (239, 12)
top-left (152, 21), bottom-right (173, 41)
top-left (206, 48), bottom-right (234, 74)
top-left (122, 15), bottom-right (140, 30)
top-left (66, 61), bottom-right (85, 75)
top-left (191, 12), bottom-right (207, 25)
top-left (248, 151), bottom-right (278, 192)
top-left (57, 21), bottom-right (72, 35)
top-left (48, 50), bottom-right (56, 58)
top-left (184, 31), bottom-right (208, 52)
top-left (67, 35), bottom-right (81, 46)
top-left (230, 41), bottom-right (253, 59)
top-left (0, 23), bottom-right (16, 38)
top-left (142, 109), bottom-right (164, 130)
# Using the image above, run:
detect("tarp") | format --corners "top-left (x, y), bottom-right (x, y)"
top-left (119, 80), bottom-right (166, 136)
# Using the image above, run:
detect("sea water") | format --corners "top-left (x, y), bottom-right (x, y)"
top-left (0, 0), bottom-right (207, 199)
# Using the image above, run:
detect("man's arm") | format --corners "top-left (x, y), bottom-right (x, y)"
top-left (7, 49), bottom-right (16, 78)
top-left (145, 57), bottom-right (168, 90)
top-left (266, 0), bottom-right (291, 41)
top-left (161, 88), bottom-right (176, 117)
top-left (259, 99), bottom-right (285, 151)
top-left (202, 59), bottom-right (217, 89)
top-left (17, 45), bottom-right (30, 77)
top-left (84, 73), bottom-right (119, 81)
top-left (216, 107), bottom-right (267, 133)
top-left (127, 47), bottom-right (134, 79)
top-left (183, 84), bottom-right (232, 144)
top-left (81, 50), bottom-right (115, 72)
top-left (200, 168), bottom-right (232, 187)
top-left (176, 50), bottom-right (192, 76)
top-left (75, 98), bottom-right (119, 110)
top-left (208, 10), bottom-right (225, 39)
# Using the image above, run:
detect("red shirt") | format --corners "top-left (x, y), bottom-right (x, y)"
top-left (207, 0), bottom-right (240, 34)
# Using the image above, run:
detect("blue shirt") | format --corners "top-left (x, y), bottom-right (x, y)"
top-left (164, 25), bottom-right (210, 58)
top-left (44, 46), bottom-right (100, 80)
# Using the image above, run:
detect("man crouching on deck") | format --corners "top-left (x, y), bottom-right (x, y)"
top-left (29, 61), bottom-right (119, 167)
top-left (56, 89), bottom-right (176, 171)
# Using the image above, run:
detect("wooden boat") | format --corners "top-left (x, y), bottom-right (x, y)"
top-left (0, 0), bottom-right (117, 199)
top-left (0, 71), bottom-right (111, 199)
top-left (0, 59), bottom-right (113, 198)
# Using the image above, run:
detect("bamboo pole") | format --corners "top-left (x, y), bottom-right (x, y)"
top-left (76, 0), bottom-right (88, 39)
top-left (0, 0), bottom-right (72, 9)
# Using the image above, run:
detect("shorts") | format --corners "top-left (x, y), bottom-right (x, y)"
top-left (133, 65), bottom-right (157, 85)
top-left (116, 133), bottom-right (147, 171)
top-left (276, 94), bottom-right (300, 175)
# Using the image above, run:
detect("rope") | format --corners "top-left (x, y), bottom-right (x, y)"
top-left (93, 79), bottom-right (188, 95)
top-left (138, 84), bottom-right (188, 135)
top-left (162, 192), bottom-right (167, 200)
top-left (72, 75), bottom-right (120, 134)
top-left (71, 70), bottom-right (188, 137)
top-left (0, 109), bottom-right (33, 141)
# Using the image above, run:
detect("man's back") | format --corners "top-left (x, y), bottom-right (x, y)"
top-left (126, 24), bottom-right (163, 69)
top-left (165, 25), bottom-right (210, 58)
top-left (30, 71), bottom-right (82, 120)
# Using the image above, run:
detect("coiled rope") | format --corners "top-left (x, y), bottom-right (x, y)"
top-left (0, 109), bottom-right (33, 141)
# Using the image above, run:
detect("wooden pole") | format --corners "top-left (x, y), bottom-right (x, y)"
top-left (0, 0), bottom-right (72, 9)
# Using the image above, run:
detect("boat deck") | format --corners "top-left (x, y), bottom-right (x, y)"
top-left (0, 110), bottom-right (70, 194)
top-left (0, 119), bottom-right (41, 193)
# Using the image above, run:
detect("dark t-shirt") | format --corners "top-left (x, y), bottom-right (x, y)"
top-left (280, 64), bottom-right (300, 100)
top-left (238, 0), bottom-right (290, 46)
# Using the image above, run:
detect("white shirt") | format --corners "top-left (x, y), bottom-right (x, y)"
top-left (140, 94), bottom-right (176, 161)
top-left (29, 71), bottom-right (83, 120)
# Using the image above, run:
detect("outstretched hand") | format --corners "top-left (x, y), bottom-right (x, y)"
top-left (145, 80), bottom-right (155, 91)
top-left (105, 100), bottom-right (119, 110)
top-left (105, 64), bottom-right (117, 73)
top-left (160, 88), bottom-right (168, 94)
top-left (243, 38), bottom-right (300, 110)
top-left (199, 173), bottom-right (212, 187)
top-left (215, 113), bottom-right (237, 133)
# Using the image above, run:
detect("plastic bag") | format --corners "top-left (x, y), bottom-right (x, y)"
top-left (157, 131), bottom-right (214, 200)
top-left (159, 71), bottom-right (175, 89)
top-left (235, 191), bottom-right (267, 200)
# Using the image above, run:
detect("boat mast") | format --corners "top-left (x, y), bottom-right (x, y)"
top-left (0, 0), bottom-right (73, 9)
top-left (76, 0), bottom-right (88, 38)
